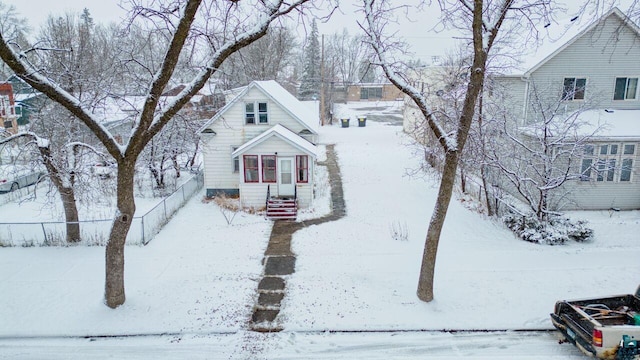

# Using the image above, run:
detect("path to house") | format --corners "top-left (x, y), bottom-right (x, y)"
top-left (250, 144), bottom-right (345, 332)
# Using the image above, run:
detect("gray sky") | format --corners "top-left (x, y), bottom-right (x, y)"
top-left (4, 0), bottom-right (454, 62)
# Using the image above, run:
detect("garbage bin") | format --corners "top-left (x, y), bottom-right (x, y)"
top-left (341, 118), bottom-right (350, 128)
top-left (357, 116), bottom-right (367, 127)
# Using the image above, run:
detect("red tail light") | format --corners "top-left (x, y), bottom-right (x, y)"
top-left (593, 329), bottom-right (603, 347)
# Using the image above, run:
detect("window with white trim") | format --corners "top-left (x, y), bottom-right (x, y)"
top-left (580, 143), bottom-right (637, 183)
top-left (562, 77), bottom-right (586, 100)
top-left (245, 102), bottom-right (268, 124)
top-left (613, 77), bottom-right (638, 100)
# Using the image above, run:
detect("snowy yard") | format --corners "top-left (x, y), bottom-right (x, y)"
top-left (0, 101), bottom-right (639, 359)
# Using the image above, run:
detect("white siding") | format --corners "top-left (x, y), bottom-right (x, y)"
top-left (525, 14), bottom-right (640, 121)
top-left (237, 136), bottom-right (315, 209)
top-left (202, 85), bottom-right (318, 193)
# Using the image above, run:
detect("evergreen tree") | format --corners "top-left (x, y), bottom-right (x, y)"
top-left (298, 19), bottom-right (320, 100)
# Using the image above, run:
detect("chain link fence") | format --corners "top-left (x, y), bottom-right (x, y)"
top-left (0, 172), bottom-right (203, 247)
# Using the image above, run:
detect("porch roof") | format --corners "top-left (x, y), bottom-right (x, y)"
top-left (231, 124), bottom-right (318, 158)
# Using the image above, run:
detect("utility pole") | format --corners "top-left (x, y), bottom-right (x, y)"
top-left (320, 34), bottom-right (325, 126)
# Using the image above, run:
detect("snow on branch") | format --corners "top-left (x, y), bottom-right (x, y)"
top-left (0, 38), bottom-right (123, 157)
top-left (361, 0), bottom-right (456, 152)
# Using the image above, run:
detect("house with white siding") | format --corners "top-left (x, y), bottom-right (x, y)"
top-left (491, 7), bottom-right (640, 210)
top-left (199, 80), bottom-right (319, 219)
top-left (403, 7), bottom-right (640, 211)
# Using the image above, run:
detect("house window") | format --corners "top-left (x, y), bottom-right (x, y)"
top-left (624, 144), bottom-right (636, 155)
top-left (245, 102), bottom-right (268, 124)
top-left (580, 143), bottom-right (637, 182)
top-left (596, 159), bottom-right (615, 182)
top-left (562, 77), bottom-right (586, 100)
top-left (245, 103), bottom-right (255, 124)
top-left (620, 159), bottom-right (633, 182)
top-left (360, 87), bottom-right (383, 100)
top-left (258, 102), bottom-right (268, 124)
top-left (232, 147), bottom-right (239, 173)
top-left (613, 77), bottom-right (638, 100)
top-left (296, 155), bottom-right (309, 183)
top-left (580, 158), bottom-right (593, 181)
top-left (262, 155), bottom-right (276, 183)
top-left (243, 155), bottom-right (259, 183)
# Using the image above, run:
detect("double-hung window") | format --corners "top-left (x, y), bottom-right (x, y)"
top-left (262, 155), bottom-right (276, 183)
top-left (614, 77), bottom-right (638, 100)
top-left (245, 102), bottom-right (269, 124)
top-left (562, 77), bottom-right (586, 100)
top-left (243, 155), bottom-right (259, 183)
top-left (296, 155), bottom-right (309, 183)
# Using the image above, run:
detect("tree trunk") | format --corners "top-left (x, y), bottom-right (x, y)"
top-left (104, 162), bottom-right (136, 308)
top-left (60, 187), bottom-right (81, 243)
top-left (417, 150), bottom-right (459, 302)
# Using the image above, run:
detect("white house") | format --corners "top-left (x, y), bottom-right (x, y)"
top-left (199, 80), bottom-right (319, 217)
top-left (493, 7), bottom-right (640, 210)
top-left (404, 8), bottom-right (640, 211)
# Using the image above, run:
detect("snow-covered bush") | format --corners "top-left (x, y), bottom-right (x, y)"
top-left (503, 213), bottom-right (593, 245)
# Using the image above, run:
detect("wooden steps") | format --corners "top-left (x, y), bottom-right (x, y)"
top-left (266, 198), bottom-right (297, 220)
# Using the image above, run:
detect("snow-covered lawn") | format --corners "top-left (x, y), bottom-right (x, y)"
top-left (0, 102), bottom-right (638, 358)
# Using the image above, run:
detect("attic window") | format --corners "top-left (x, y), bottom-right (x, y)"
top-left (202, 129), bottom-right (216, 135)
top-left (245, 102), bottom-right (268, 124)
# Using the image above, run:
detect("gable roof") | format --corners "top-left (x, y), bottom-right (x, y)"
top-left (231, 124), bottom-right (317, 158)
top-left (199, 80), bottom-right (319, 134)
top-left (506, 7), bottom-right (640, 76)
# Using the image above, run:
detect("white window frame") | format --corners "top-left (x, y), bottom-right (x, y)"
top-left (613, 77), bottom-right (639, 100)
top-left (580, 142), bottom-right (637, 183)
top-left (245, 101), bottom-right (269, 125)
top-left (562, 77), bottom-right (587, 101)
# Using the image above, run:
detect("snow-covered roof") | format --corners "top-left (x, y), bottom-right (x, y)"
top-left (231, 124), bottom-right (317, 158)
top-left (199, 80), bottom-right (319, 134)
top-left (576, 109), bottom-right (640, 140)
top-left (505, 7), bottom-right (640, 76)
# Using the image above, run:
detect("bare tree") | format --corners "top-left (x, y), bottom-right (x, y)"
top-left (361, 0), bottom-right (557, 302)
top-left (325, 29), bottom-right (372, 84)
top-left (486, 82), bottom-right (602, 220)
top-left (218, 26), bottom-right (298, 89)
top-left (0, 0), bottom-right (314, 308)
top-left (0, 9), bottom-right (117, 243)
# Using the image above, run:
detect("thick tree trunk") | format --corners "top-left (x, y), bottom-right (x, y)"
top-left (416, 150), bottom-right (459, 302)
top-left (104, 163), bottom-right (136, 308)
top-left (60, 187), bottom-right (81, 243)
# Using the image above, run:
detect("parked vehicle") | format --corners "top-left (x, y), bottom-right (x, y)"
top-left (0, 165), bottom-right (43, 193)
top-left (91, 160), bottom-right (116, 179)
top-left (551, 285), bottom-right (640, 360)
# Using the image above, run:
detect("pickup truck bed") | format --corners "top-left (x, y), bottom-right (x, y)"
top-left (551, 287), bottom-right (640, 360)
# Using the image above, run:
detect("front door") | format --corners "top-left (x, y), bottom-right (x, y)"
top-left (278, 157), bottom-right (295, 196)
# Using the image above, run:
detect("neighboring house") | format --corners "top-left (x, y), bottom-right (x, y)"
top-left (403, 7), bottom-right (640, 211)
top-left (0, 82), bottom-right (19, 134)
top-left (199, 80), bottom-right (319, 217)
top-left (492, 7), bottom-right (640, 210)
top-left (346, 82), bottom-right (403, 102)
